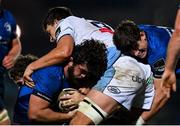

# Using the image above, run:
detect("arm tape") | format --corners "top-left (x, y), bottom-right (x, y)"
top-left (136, 116), bottom-right (145, 125)
top-left (0, 109), bottom-right (9, 122)
top-left (78, 97), bottom-right (108, 124)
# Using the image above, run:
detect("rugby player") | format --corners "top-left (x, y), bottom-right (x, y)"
top-left (9, 39), bottom-right (107, 124)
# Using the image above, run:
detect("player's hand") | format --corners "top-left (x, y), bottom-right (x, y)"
top-left (67, 109), bottom-right (77, 119)
top-left (60, 90), bottom-right (85, 105)
top-left (2, 55), bottom-right (15, 69)
top-left (59, 89), bottom-right (85, 112)
top-left (23, 64), bottom-right (34, 83)
top-left (161, 69), bottom-right (176, 98)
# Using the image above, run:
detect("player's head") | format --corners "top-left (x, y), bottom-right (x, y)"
top-left (43, 6), bottom-right (73, 42)
top-left (113, 20), bottom-right (148, 59)
top-left (9, 54), bottom-right (38, 84)
top-left (64, 39), bottom-right (107, 89)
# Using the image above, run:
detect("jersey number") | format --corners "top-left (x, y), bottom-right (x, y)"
top-left (90, 21), bottom-right (113, 34)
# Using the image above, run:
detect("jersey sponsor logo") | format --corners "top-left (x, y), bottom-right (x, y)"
top-left (33, 91), bottom-right (52, 103)
top-left (4, 22), bottom-right (11, 33)
top-left (152, 58), bottom-right (165, 77)
top-left (132, 76), bottom-right (145, 84)
top-left (89, 21), bottom-right (114, 34)
top-left (107, 86), bottom-right (121, 94)
top-left (146, 74), bottom-right (153, 85)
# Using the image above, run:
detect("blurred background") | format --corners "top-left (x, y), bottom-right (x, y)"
top-left (2, 0), bottom-right (180, 124)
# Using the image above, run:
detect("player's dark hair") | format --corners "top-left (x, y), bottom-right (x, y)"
top-left (9, 54), bottom-right (38, 81)
top-left (72, 39), bottom-right (107, 88)
top-left (113, 20), bottom-right (141, 55)
top-left (42, 6), bottom-right (73, 31)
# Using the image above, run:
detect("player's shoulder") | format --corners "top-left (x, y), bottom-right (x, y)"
top-left (138, 24), bottom-right (157, 31)
top-left (63, 15), bottom-right (81, 21)
top-left (139, 24), bottom-right (172, 32)
top-left (114, 55), bottom-right (138, 65)
top-left (114, 55), bottom-right (151, 74)
top-left (1, 9), bottom-right (16, 23)
top-left (2, 9), bottom-right (14, 18)
top-left (35, 65), bottom-right (63, 76)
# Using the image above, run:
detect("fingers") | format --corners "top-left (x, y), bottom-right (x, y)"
top-left (166, 88), bottom-right (170, 98)
top-left (2, 57), bottom-right (14, 69)
top-left (3, 63), bottom-right (14, 69)
top-left (59, 94), bottom-right (72, 100)
top-left (172, 83), bottom-right (177, 92)
top-left (59, 99), bottom-right (78, 112)
top-left (23, 67), bottom-right (33, 83)
top-left (162, 87), bottom-right (171, 98)
top-left (60, 99), bottom-right (78, 109)
top-left (23, 75), bottom-right (33, 83)
top-left (24, 80), bottom-right (35, 88)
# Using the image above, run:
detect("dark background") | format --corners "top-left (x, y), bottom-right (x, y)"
top-left (2, 0), bottom-right (179, 57)
top-left (2, 0), bottom-right (180, 124)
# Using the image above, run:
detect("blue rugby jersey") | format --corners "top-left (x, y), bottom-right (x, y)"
top-left (138, 25), bottom-right (179, 77)
top-left (0, 9), bottom-right (17, 62)
top-left (13, 66), bottom-right (70, 124)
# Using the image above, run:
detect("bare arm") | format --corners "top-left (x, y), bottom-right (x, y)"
top-left (23, 35), bottom-right (74, 81)
top-left (28, 94), bottom-right (76, 123)
top-left (2, 37), bottom-right (21, 69)
top-left (161, 9), bottom-right (180, 95)
top-left (165, 9), bottom-right (180, 70)
top-left (70, 89), bottom-right (119, 125)
top-left (140, 78), bottom-right (169, 123)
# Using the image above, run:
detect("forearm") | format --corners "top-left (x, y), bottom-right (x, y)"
top-left (29, 36), bottom-right (74, 71)
top-left (7, 38), bottom-right (21, 59)
top-left (29, 108), bottom-right (72, 123)
top-left (29, 48), bottom-right (70, 70)
top-left (165, 9), bottom-right (180, 71)
top-left (70, 111), bottom-right (94, 125)
top-left (141, 95), bottom-right (168, 122)
top-left (70, 90), bottom-right (118, 125)
top-left (165, 31), bottom-right (180, 71)
top-left (141, 78), bottom-right (169, 122)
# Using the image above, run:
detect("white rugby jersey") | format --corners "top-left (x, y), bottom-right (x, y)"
top-left (103, 56), bottom-right (155, 110)
top-left (55, 16), bottom-right (120, 68)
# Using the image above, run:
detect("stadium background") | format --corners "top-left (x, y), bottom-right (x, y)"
top-left (2, 0), bottom-right (180, 124)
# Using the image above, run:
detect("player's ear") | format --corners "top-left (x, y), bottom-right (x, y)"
top-left (54, 19), bottom-right (59, 25)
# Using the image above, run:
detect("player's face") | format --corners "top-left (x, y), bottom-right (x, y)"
top-left (65, 61), bottom-right (88, 85)
top-left (131, 32), bottom-right (148, 59)
top-left (46, 24), bottom-right (57, 42)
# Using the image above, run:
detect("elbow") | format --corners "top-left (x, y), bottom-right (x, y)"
top-left (28, 110), bottom-right (40, 122)
top-left (55, 49), bottom-right (72, 60)
top-left (62, 49), bottom-right (72, 59)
